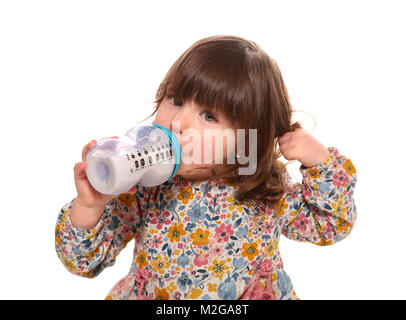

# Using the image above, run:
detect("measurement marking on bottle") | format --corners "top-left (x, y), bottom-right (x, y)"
top-left (131, 154), bottom-right (175, 172)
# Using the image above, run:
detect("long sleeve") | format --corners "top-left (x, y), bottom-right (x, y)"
top-left (278, 146), bottom-right (357, 246)
top-left (55, 189), bottom-right (148, 278)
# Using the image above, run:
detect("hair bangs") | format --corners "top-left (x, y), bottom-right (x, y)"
top-left (163, 42), bottom-right (256, 128)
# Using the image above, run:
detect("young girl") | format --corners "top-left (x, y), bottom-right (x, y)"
top-left (55, 35), bottom-right (357, 300)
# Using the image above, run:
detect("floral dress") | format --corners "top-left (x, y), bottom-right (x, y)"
top-left (55, 146), bottom-right (357, 300)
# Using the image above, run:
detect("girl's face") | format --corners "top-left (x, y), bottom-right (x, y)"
top-left (153, 95), bottom-right (236, 181)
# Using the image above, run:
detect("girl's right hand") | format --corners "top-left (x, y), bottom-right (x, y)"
top-left (73, 137), bottom-right (119, 209)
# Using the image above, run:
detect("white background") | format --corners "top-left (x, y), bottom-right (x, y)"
top-left (0, 0), bottom-right (405, 299)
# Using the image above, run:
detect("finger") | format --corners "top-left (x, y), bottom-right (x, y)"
top-left (74, 161), bottom-right (87, 179)
top-left (282, 146), bottom-right (301, 161)
top-left (278, 131), bottom-right (292, 142)
top-left (279, 132), bottom-right (295, 147)
top-left (278, 141), bottom-right (291, 154)
top-left (277, 137), bottom-right (287, 149)
top-left (82, 140), bottom-right (97, 162)
top-left (277, 135), bottom-right (286, 145)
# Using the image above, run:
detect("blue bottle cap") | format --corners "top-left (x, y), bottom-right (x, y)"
top-left (151, 123), bottom-right (182, 180)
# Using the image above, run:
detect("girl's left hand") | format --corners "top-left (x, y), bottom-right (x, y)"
top-left (277, 128), bottom-right (331, 168)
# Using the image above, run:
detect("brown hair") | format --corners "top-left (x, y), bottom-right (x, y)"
top-left (142, 35), bottom-right (304, 215)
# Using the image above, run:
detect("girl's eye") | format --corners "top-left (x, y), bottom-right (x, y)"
top-left (202, 111), bottom-right (217, 122)
top-left (169, 96), bottom-right (183, 107)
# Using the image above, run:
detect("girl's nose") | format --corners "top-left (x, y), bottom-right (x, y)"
top-left (170, 107), bottom-right (190, 135)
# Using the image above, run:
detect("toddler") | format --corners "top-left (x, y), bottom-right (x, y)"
top-left (55, 35), bottom-right (357, 300)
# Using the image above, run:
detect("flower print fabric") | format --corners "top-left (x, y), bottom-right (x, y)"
top-left (55, 146), bottom-right (357, 300)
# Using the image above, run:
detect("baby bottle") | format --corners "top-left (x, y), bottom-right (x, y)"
top-left (85, 123), bottom-right (181, 195)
